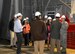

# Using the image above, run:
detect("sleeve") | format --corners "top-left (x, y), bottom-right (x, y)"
top-left (50, 21), bottom-right (54, 32)
top-left (42, 22), bottom-right (47, 33)
top-left (65, 21), bottom-right (69, 29)
top-left (16, 20), bottom-right (22, 31)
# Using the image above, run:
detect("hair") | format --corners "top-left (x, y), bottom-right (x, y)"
top-left (17, 16), bottom-right (21, 18)
top-left (56, 17), bottom-right (60, 18)
top-left (46, 20), bottom-right (50, 25)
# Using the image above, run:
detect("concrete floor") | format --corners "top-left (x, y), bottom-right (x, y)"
top-left (0, 44), bottom-right (66, 54)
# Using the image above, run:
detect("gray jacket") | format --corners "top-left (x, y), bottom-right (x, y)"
top-left (60, 21), bottom-right (68, 36)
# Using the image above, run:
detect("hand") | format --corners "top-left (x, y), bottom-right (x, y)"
top-left (22, 25), bottom-right (25, 28)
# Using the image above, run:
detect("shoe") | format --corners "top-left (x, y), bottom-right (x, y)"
top-left (10, 46), bottom-right (13, 48)
top-left (13, 45), bottom-right (17, 48)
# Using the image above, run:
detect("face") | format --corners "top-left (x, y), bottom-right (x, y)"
top-left (61, 18), bottom-right (65, 22)
top-left (18, 16), bottom-right (22, 20)
top-left (39, 15), bottom-right (42, 19)
top-left (49, 19), bottom-right (52, 22)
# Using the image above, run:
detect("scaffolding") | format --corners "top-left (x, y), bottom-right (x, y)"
top-left (9, 0), bottom-right (71, 19)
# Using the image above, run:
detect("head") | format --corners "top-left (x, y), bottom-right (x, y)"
top-left (17, 13), bottom-right (23, 20)
top-left (61, 15), bottom-right (66, 22)
top-left (35, 11), bottom-right (41, 20)
top-left (25, 21), bottom-right (29, 24)
top-left (26, 17), bottom-right (29, 20)
top-left (48, 17), bottom-right (52, 22)
top-left (55, 13), bottom-right (60, 20)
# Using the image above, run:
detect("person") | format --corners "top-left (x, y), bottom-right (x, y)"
top-left (14, 13), bottom-right (25, 54)
top-left (30, 11), bottom-right (47, 54)
top-left (23, 19), bottom-right (30, 46)
top-left (60, 15), bottom-right (69, 53)
top-left (44, 15), bottom-right (48, 23)
top-left (46, 17), bottom-right (52, 49)
top-left (50, 13), bottom-right (62, 54)
top-left (9, 14), bottom-right (17, 48)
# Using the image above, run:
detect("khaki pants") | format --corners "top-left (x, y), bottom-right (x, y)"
top-left (33, 40), bottom-right (45, 54)
top-left (50, 38), bottom-right (61, 54)
top-left (10, 30), bottom-right (17, 46)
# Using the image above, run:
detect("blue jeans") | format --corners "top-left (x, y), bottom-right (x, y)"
top-left (16, 32), bottom-right (23, 54)
top-left (23, 33), bottom-right (29, 46)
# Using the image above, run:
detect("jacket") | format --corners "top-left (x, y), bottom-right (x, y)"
top-left (9, 18), bottom-right (14, 31)
top-left (30, 19), bottom-right (47, 41)
top-left (50, 19), bottom-right (62, 39)
top-left (23, 23), bottom-right (30, 34)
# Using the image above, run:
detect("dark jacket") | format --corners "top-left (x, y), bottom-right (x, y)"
top-left (50, 19), bottom-right (62, 39)
top-left (9, 18), bottom-right (14, 31)
top-left (30, 19), bottom-right (47, 41)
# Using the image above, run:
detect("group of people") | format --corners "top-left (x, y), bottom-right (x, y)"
top-left (9, 11), bottom-right (69, 54)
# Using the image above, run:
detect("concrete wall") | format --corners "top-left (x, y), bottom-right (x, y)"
top-left (0, 0), bottom-right (11, 39)
top-left (0, 0), bottom-right (3, 22)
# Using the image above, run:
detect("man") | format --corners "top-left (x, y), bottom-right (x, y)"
top-left (9, 14), bottom-right (17, 48)
top-left (30, 11), bottom-right (47, 54)
top-left (14, 13), bottom-right (25, 54)
top-left (60, 15), bottom-right (69, 53)
top-left (50, 13), bottom-right (62, 54)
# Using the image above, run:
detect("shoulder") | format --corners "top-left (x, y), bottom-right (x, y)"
top-left (65, 21), bottom-right (68, 25)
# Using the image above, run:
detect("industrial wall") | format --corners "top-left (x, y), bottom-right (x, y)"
top-left (0, 0), bottom-right (71, 40)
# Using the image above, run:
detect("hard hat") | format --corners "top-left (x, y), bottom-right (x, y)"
top-left (44, 15), bottom-right (48, 18)
top-left (14, 14), bottom-right (18, 18)
top-left (23, 18), bottom-right (26, 21)
top-left (48, 17), bottom-right (52, 19)
top-left (35, 11), bottom-right (41, 16)
top-left (53, 18), bottom-right (56, 21)
top-left (26, 17), bottom-right (29, 19)
top-left (17, 13), bottom-right (23, 17)
top-left (55, 13), bottom-right (60, 17)
top-left (61, 15), bottom-right (66, 19)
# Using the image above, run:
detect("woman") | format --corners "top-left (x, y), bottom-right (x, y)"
top-left (23, 20), bottom-right (30, 46)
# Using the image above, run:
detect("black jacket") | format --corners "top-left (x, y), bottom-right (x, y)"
top-left (9, 18), bottom-right (14, 31)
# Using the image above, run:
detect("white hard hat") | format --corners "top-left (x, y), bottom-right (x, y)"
top-left (53, 18), bottom-right (56, 21)
top-left (23, 18), bottom-right (26, 21)
top-left (55, 13), bottom-right (60, 17)
top-left (48, 17), bottom-right (52, 19)
top-left (61, 15), bottom-right (66, 19)
top-left (26, 17), bottom-right (29, 19)
top-left (17, 13), bottom-right (23, 17)
top-left (14, 14), bottom-right (18, 18)
top-left (44, 15), bottom-right (48, 18)
top-left (35, 11), bottom-right (41, 16)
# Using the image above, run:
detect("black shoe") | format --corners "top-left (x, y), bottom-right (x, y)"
top-left (13, 45), bottom-right (17, 48)
top-left (10, 46), bottom-right (13, 48)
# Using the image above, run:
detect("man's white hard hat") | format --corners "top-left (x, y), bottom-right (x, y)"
top-left (35, 11), bottom-right (41, 16)
top-left (14, 14), bottom-right (18, 18)
top-left (55, 13), bottom-right (60, 17)
top-left (48, 17), bottom-right (52, 19)
top-left (17, 13), bottom-right (23, 17)
top-left (53, 18), bottom-right (56, 21)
